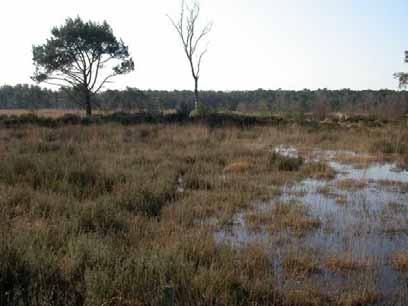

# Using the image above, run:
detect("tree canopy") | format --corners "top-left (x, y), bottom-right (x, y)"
top-left (32, 17), bottom-right (134, 116)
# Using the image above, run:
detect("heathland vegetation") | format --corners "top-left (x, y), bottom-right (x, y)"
top-left (2, 1), bottom-right (408, 306)
top-left (1, 122), bottom-right (408, 306)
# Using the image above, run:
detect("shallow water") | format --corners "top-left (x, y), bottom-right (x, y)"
top-left (330, 161), bottom-right (408, 183)
top-left (216, 148), bottom-right (408, 300)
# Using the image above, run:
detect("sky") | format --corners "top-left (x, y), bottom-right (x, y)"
top-left (0, 0), bottom-right (407, 91)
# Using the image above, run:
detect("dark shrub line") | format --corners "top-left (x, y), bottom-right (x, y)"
top-left (0, 112), bottom-right (392, 129)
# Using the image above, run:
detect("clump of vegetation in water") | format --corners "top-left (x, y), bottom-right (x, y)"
top-left (268, 152), bottom-right (304, 172)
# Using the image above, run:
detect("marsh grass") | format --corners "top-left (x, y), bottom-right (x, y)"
top-left (247, 203), bottom-right (321, 237)
top-left (391, 252), bottom-right (408, 271)
top-left (1, 121), bottom-right (408, 305)
top-left (224, 160), bottom-right (252, 173)
top-left (282, 287), bottom-right (330, 306)
top-left (336, 290), bottom-right (380, 306)
top-left (325, 255), bottom-right (372, 273)
top-left (301, 161), bottom-right (336, 180)
top-left (375, 180), bottom-right (408, 193)
top-left (336, 179), bottom-right (368, 191)
top-left (282, 250), bottom-right (321, 278)
top-left (0, 124), bottom-right (291, 305)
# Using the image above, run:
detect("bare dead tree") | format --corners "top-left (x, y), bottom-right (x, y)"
top-left (168, 0), bottom-right (213, 112)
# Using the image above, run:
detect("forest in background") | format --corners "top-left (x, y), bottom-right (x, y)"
top-left (1, 84), bottom-right (408, 119)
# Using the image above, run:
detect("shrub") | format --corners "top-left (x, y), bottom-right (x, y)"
top-left (0, 154), bottom-right (117, 200)
top-left (59, 114), bottom-right (82, 125)
top-left (176, 101), bottom-right (194, 117)
top-left (268, 152), bottom-right (304, 172)
top-left (370, 135), bottom-right (408, 155)
top-left (302, 162), bottom-right (336, 179)
top-left (114, 182), bottom-right (176, 217)
top-left (0, 242), bottom-right (83, 306)
top-left (75, 200), bottom-right (128, 235)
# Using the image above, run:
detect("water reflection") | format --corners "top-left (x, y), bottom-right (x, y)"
top-left (216, 148), bottom-right (408, 300)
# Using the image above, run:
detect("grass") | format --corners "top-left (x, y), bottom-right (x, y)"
top-left (0, 108), bottom-right (86, 118)
top-left (302, 161), bottom-right (336, 180)
top-left (375, 180), bottom-right (408, 193)
top-left (391, 252), bottom-right (408, 271)
top-left (1, 118), bottom-right (408, 305)
top-left (336, 290), bottom-right (380, 306)
top-left (336, 179), bottom-right (368, 191)
top-left (0, 123), bottom-right (291, 305)
top-left (334, 152), bottom-right (380, 169)
top-left (282, 250), bottom-right (321, 278)
top-left (246, 202), bottom-right (321, 237)
top-left (325, 255), bottom-right (372, 272)
top-left (282, 287), bottom-right (330, 306)
top-left (224, 160), bottom-right (252, 173)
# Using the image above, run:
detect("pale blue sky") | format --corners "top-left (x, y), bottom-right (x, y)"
top-left (0, 0), bottom-right (406, 90)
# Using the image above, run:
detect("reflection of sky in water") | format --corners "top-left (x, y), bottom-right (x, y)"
top-left (330, 161), bottom-right (408, 183)
top-left (216, 148), bottom-right (408, 299)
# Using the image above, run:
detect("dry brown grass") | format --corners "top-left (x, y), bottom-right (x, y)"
top-left (391, 251), bottom-right (408, 271)
top-left (302, 162), bottom-right (336, 180)
top-left (0, 108), bottom-right (116, 118)
top-left (375, 180), bottom-right (408, 193)
top-left (334, 152), bottom-right (381, 169)
top-left (0, 123), bottom-right (306, 305)
top-left (283, 287), bottom-right (330, 306)
top-left (336, 290), bottom-right (380, 306)
top-left (325, 255), bottom-right (372, 272)
top-left (1, 120), bottom-right (408, 304)
top-left (283, 251), bottom-right (321, 278)
top-left (247, 203), bottom-right (321, 237)
top-left (336, 179), bottom-right (368, 191)
top-left (224, 160), bottom-right (252, 173)
top-left (0, 108), bottom-right (82, 118)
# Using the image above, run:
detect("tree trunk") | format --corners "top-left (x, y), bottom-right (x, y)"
top-left (194, 77), bottom-right (199, 111)
top-left (85, 92), bottom-right (92, 117)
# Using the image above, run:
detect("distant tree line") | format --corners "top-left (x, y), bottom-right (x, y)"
top-left (0, 84), bottom-right (63, 109)
top-left (1, 84), bottom-right (408, 119)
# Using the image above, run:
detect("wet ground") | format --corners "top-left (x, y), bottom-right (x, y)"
top-left (216, 147), bottom-right (408, 302)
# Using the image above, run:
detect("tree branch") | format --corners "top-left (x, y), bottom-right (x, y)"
top-left (93, 73), bottom-right (117, 94)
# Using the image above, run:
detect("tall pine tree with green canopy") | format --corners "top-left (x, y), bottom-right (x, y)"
top-left (32, 17), bottom-right (134, 116)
